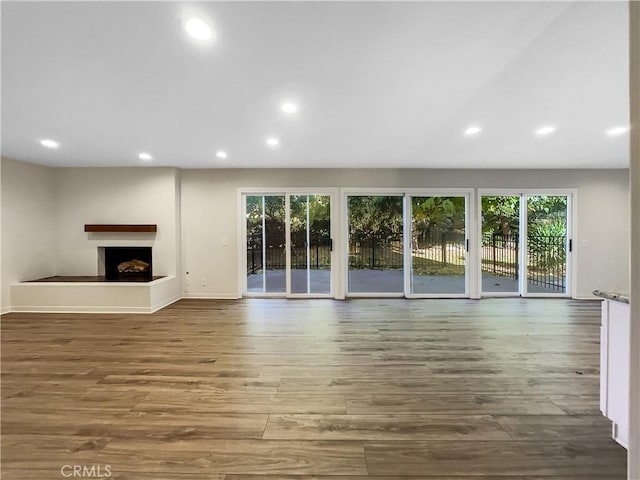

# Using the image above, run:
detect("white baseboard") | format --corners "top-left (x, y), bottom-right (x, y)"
top-left (150, 294), bottom-right (182, 313)
top-left (3, 294), bottom-right (597, 314)
top-left (3, 294), bottom-right (236, 314)
top-left (9, 305), bottom-right (158, 314)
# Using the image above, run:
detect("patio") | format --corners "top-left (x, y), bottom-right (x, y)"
top-left (247, 270), bottom-right (564, 295)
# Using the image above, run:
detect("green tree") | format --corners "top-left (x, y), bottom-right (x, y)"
top-left (348, 196), bottom-right (403, 239)
top-left (412, 197), bottom-right (465, 231)
top-left (481, 196), bottom-right (520, 235)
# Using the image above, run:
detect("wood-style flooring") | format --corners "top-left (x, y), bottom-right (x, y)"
top-left (1, 298), bottom-right (627, 479)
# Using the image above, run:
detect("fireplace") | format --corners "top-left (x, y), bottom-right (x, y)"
top-left (104, 247), bottom-right (152, 282)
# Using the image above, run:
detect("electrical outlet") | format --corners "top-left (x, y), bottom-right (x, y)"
top-left (201, 278), bottom-right (207, 286)
top-left (221, 236), bottom-right (228, 246)
top-left (185, 278), bottom-right (190, 286)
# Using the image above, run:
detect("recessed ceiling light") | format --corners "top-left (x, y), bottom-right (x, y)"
top-left (216, 151), bottom-right (228, 159)
top-left (606, 126), bottom-right (629, 137)
top-left (266, 137), bottom-right (280, 147)
top-left (535, 125), bottom-right (556, 136)
top-left (40, 139), bottom-right (59, 149)
top-left (138, 152), bottom-right (152, 161)
top-left (464, 126), bottom-right (482, 136)
top-left (281, 102), bottom-right (298, 114)
top-left (185, 18), bottom-right (212, 41)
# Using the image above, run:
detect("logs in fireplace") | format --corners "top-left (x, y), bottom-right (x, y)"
top-left (104, 247), bottom-right (152, 281)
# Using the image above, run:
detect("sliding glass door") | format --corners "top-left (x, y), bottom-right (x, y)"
top-left (481, 195), bottom-right (521, 294)
top-left (480, 193), bottom-right (571, 297)
top-left (347, 195), bottom-right (404, 294)
top-left (243, 190), bottom-right (570, 298)
top-left (246, 195), bottom-right (287, 293)
top-left (244, 192), bottom-right (333, 297)
top-left (409, 196), bottom-right (467, 295)
top-left (345, 191), bottom-right (469, 297)
top-left (289, 194), bottom-right (332, 295)
top-left (525, 195), bottom-right (569, 295)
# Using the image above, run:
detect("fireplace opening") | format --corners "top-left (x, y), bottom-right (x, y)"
top-left (104, 247), bottom-right (152, 282)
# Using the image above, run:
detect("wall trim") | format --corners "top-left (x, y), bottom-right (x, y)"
top-left (0, 294), bottom-right (606, 314)
top-left (9, 305), bottom-right (159, 314)
top-left (150, 294), bottom-right (182, 313)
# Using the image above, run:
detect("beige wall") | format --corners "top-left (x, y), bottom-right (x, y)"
top-left (1, 158), bottom-right (57, 312)
top-left (0, 160), bottom-right (631, 309)
top-left (181, 168), bottom-right (630, 299)
top-left (0, 162), bottom-right (183, 311)
top-left (54, 167), bottom-right (181, 280)
top-left (627, 2), bottom-right (639, 477)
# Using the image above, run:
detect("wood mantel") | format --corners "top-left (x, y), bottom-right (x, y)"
top-left (84, 224), bottom-right (157, 233)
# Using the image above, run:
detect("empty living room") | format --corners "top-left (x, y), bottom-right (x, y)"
top-left (1, 1), bottom-right (639, 479)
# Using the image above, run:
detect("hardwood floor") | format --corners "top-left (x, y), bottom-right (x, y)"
top-left (1, 298), bottom-right (627, 479)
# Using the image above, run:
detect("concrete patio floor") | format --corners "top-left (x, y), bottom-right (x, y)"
top-left (247, 269), bottom-right (564, 295)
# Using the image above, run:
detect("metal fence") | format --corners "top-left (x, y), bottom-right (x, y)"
top-left (481, 233), bottom-right (519, 278)
top-left (348, 235), bottom-right (404, 269)
top-left (248, 231), bottom-right (566, 291)
top-left (248, 230), bottom-right (465, 273)
top-left (247, 232), bottom-right (331, 274)
top-left (412, 230), bottom-right (466, 266)
top-left (481, 233), bottom-right (566, 291)
top-left (526, 234), bottom-right (567, 291)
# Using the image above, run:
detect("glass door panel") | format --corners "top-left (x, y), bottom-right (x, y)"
top-left (410, 196), bottom-right (467, 294)
top-left (289, 194), bottom-right (331, 295)
top-left (481, 195), bottom-right (521, 294)
top-left (347, 195), bottom-right (404, 293)
top-left (245, 195), bottom-right (286, 293)
top-left (526, 195), bottom-right (568, 294)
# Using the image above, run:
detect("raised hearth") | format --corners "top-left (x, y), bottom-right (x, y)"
top-left (11, 276), bottom-right (179, 313)
top-left (28, 275), bottom-right (164, 283)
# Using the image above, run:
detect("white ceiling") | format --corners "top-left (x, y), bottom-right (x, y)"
top-left (1, 1), bottom-right (630, 169)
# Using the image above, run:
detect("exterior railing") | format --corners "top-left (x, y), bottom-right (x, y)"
top-left (481, 233), bottom-right (566, 291)
top-left (525, 233), bottom-right (567, 291)
top-left (248, 231), bottom-right (567, 292)
top-left (481, 233), bottom-right (519, 279)
top-left (247, 232), bottom-right (330, 273)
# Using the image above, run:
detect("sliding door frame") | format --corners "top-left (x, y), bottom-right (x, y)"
top-left (342, 188), bottom-right (473, 299)
top-left (477, 188), bottom-right (577, 298)
top-left (478, 192), bottom-right (523, 298)
top-left (522, 192), bottom-right (574, 298)
top-left (342, 189), bottom-right (406, 298)
top-left (404, 189), bottom-right (472, 298)
top-left (238, 187), bottom-right (339, 298)
top-left (237, 187), bottom-right (576, 299)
